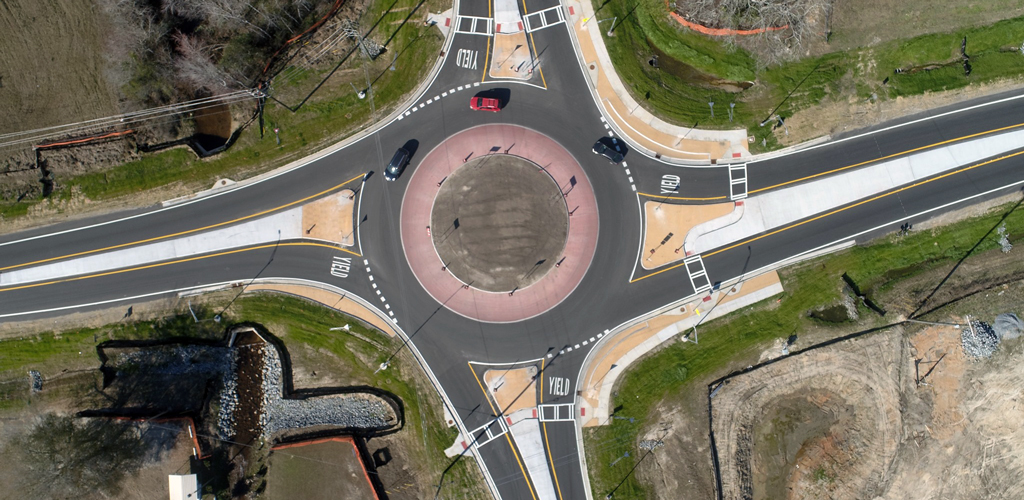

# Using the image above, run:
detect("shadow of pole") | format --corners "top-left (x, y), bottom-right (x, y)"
top-left (910, 194), bottom-right (1024, 319)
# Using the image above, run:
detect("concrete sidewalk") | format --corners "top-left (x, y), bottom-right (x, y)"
top-left (1, 190), bottom-right (357, 286)
top-left (689, 127), bottom-right (1024, 254)
top-left (577, 272), bottom-right (784, 427)
top-left (563, 0), bottom-right (750, 163)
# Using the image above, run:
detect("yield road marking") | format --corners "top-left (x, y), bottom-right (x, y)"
top-left (524, 6), bottom-right (565, 33)
top-left (454, 15), bottom-right (494, 36)
top-left (548, 376), bottom-right (571, 396)
top-left (456, 48), bottom-right (479, 70)
top-left (329, 256), bottom-right (351, 278)
top-left (661, 174), bottom-right (681, 194)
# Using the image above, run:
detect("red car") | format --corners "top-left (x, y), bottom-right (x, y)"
top-left (470, 97), bottom-right (501, 112)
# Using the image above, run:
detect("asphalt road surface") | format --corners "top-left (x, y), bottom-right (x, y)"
top-left (4, 3), bottom-right (1024, 499)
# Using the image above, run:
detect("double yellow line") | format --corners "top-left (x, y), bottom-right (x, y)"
top-left (0, 172), bottom-right (365, 274)
top-left (631, 149), bottom-right (1024, 283)
top-left (0, 241), bottom-right (354, 293)
top-left (638, 121), bottom-right (1024, 202)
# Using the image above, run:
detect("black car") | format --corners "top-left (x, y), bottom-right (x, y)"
top-left (592, 138), bottom-right (624, 164)
top-left (384, 148), bottom-right (410, 181)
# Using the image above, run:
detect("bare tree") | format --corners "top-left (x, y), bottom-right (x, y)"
top-left (11, 413), bottom-right (146, 499)
top-left (674, 0), bottom-right (831, 67)
top-left (173, 32), bottom-right (234, 94)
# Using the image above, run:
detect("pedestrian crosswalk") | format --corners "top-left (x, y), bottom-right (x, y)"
top-left (524, 6), bottom-right (566, 33)
top-left (454, 15), bottom-right (494, 36)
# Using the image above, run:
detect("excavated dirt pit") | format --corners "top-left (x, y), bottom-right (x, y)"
top-left (713, 332), bottom-right (905, 500)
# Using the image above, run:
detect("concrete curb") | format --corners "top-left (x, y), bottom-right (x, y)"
top-left (683, 201), bottom-right (743, 256)
top-left (193, 274), bottom-right (504, 500)
top-left (572, 239), bottom-right (855, 500)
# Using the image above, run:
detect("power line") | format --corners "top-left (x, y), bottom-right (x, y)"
top-left (0, 90), bottom-right (260, 150)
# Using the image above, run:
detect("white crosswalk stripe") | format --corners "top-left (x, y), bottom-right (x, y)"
top-left (454, 15), bottom-right (494, 36)
top-left (523, 6), bottom-right (566, 33)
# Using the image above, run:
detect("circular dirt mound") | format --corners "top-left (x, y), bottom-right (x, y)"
top-left (430, 155), bottom-right (568, 292)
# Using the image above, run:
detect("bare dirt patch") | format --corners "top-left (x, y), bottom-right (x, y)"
top-left (431, 155), bottom-right (568, 292)
top-left (0, 0), bottom-right (119, 136)
top-left (712, 331), bottom-right (905, 499)
top-left (267, 438), bottom-right (376, 500)
top-left (695, 311), bottom-right (1024, 500)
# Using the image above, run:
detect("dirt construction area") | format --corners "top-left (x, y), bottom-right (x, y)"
top-left (707, 321), bottom-right (1024, 500)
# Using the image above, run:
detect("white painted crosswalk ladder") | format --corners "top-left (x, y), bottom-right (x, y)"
top-left (454, 15), bottom-right (494, 36)
top-left (684, 255), bottom-right (712, 294)
top-left (538, 403), bottom-right (575, 422)
top-left (523, 6), bottom-right (566, 33)
top-left (468, 416), bottom-right (509, 448)
top-left (729, 162), bottom-right (748, 200)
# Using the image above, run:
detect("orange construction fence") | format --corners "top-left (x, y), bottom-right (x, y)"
top-left (667, 9), bottom-right (789, 36)
top-left (35, 129), bottom-right (135, 150)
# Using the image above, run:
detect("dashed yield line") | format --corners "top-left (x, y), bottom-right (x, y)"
top-left (397, 82), bottom-right (482, 120)
top-left (363, 258), bottom-right (397, 323)
top-left (549, 332), bottom-right (605, 358)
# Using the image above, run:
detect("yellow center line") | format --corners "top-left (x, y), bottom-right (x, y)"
top-left (638, 192), bottom-right (727, 201)
top-left (630, 149), bottom-right (1024, 283)
top-left (520, 0), bottom-right (548, 89)
top-left (469, 362), bottom-right (538, 500)
top-left (0, 241), bottom-right (357, 294)
top-left (1, 172), bottom-right (366, 273)
top-left (751, 122), bottom-right (1024, 195)
top-left (540, 359), bottom-right (565, 500)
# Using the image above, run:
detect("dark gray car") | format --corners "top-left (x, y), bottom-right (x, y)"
top-left (592, 138), bottom-right (624, 164)
top-left (384, 148), bottom-right (410, 181)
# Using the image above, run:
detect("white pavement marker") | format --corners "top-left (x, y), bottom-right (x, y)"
top-left (693, 128), bottom-right (1024, 254)
top-left (1, 209), bottom-right (303, 286)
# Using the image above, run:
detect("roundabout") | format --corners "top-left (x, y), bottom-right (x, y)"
top-left (400, 124), bottom-right (599, 323)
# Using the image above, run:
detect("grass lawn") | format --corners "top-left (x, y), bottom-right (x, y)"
top-left (1, 0), bottom-right (447, 220)
top-left (0, 293), bottom-right (486, 499)
top-left (584, 199), bottom-right (1024, 498)
top-left (593, 0), bottom-right (1024, 151)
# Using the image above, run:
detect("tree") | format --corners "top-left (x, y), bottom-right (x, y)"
top-left (13, 413), bottom-right (146, 499)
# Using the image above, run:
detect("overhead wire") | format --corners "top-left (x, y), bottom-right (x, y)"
top-left (0, 94), bottom-right (259, 151)
top-left (0, 90), bottom-right (260, 150)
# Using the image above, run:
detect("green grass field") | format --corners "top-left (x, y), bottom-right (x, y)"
top-left (584, 199), bottom-right (1024, 498)
top-left (593, 0), bottom-right (1024, 151)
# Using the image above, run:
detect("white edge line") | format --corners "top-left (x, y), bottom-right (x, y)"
top-left (356, 175), bottom-right (367, 256)
top-left (750, 92), bottom-right (1024, 165)
top-left (573, 177), bottom-right (1024, 500)
top-left (0, 5), bottom-right (466, 252)
top-left (604, 98), bottom-right (709, 161)
top-left (628, 192), bottom-right (643, 283)
top-left (468, 357), bottom-right (547, 367)
top-left (1, 273), bottom-right (502, 500)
